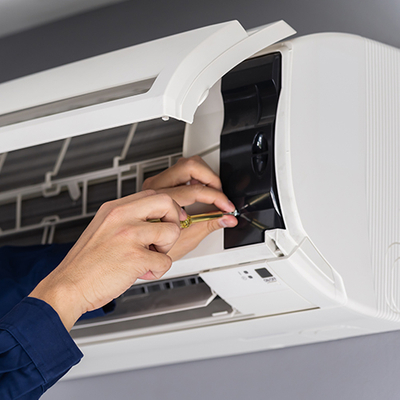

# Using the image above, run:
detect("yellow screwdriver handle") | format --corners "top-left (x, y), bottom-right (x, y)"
top-left (149, 210), bottom-right (238, 229)
top-left (148, 215), bottom-right (193, 229)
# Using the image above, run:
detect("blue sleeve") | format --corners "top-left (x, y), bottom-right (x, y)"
top-left (0, 244), bottom-right (115, 321)
top-left (0, 297), bottom-right (83, 400)
top-left (0, 243), bottom-right (74, 320)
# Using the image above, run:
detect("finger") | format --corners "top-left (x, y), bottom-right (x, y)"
top-left (139, 220), bottom-right (181, 254)
top-left (70, 191), bottom-right (181, 260)
top-left (128, 193), bottom-right (183, 253)
top-left (142, 156), bottom-right (222, 191)
top-left (79, 190), bottom-right (157, 243)
top-left (168, 215), bottom-right (238, 261)
top-left (138, 271), bottom-right (157, 280)
top-left (157, 184), bottom-right (235, 213)
top-left (191, 215), bottom-right (238, 240)
top-left (136, 249), bottom-right (173, 280)
top-left (191, 215), bottom-right (238, 243)
top-left (65, 190), bottom-right (158, 258)
top-left (128, 193), bottom-right (183, 225)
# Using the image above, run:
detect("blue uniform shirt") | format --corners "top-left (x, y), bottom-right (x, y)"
top-left (0, 297), bottom-right (83, 399)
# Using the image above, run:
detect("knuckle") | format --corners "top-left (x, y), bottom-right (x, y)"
top-left (169, 222), bottom-right (181, 239)
top-left (105, 203), bottom-right (126, 222)
top-left (190, 155), bottom-right (202, 162)
top-left (157, 222), bottom-right (180, 244)
top-left (142, 177), bottom-right (154, 190)
top-left (108, 204), bottom-right (122, 217)
top-left (163, 254), bottom-right (173, 269)
top-left (178, 155), bottom-right (201, 169)
top-left (151, 256), bottom-right (172, 280)
top-left (157, 192), bottom-right (173, 205)
top-left (98, 201), bottom-right (121, 221)
top-left (98, 200), bottom-right (113, 214)
top-left (160, 255), bottom-right (173, 273)
top-left (185, 156), bottom-right (199, 168)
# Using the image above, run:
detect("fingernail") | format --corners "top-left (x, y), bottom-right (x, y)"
top-left (227, 200), bottom-right (235, 211)
top-left (180, 207), bottom-right (187, 219)
top-left (219, 219), bottom-right (229, 228)
top-left (219, 218), bottom-right (237, 228)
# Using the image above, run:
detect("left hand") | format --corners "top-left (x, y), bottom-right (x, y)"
top-left (30, 190), bottom-right (184, 331)
top-left (142, 156), bottom-right (238, 260)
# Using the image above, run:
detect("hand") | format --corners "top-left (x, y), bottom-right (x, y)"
top-left (29, 190), bottom-right (185, 331)
top-left (142, 156), bottom-right (238, 260)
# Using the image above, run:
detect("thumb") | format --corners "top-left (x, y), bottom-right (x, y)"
top-left (206, 215), bottom-right (238, 234)
top-left (168, 215), bottom-right (238, 261)
top-left (192, 215), bottom-right (238, 243)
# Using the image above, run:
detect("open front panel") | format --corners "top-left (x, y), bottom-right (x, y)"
top-left (0, 79), bottom-right (156, 128)
top-left (0, 21), bottom-right (295, 155)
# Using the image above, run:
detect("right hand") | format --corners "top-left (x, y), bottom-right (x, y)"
top-left (142, 156), bottom-right (238, 261)
top-left (29, 190), bottom-right (184, 331)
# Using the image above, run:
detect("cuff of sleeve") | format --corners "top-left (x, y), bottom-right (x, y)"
top-left (0, 297), bottom-right (83, 384)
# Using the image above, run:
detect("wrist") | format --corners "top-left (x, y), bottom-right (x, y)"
top-left (29, 276), bottom-right (83, 332)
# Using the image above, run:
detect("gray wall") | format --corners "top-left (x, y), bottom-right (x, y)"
top-left (1, 0), bottom-right (400, 398)
top-left (44, 331), bottom-right (400, 400)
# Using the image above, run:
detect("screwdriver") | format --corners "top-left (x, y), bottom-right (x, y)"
top-left (150, 210), bottom-right (240, 229)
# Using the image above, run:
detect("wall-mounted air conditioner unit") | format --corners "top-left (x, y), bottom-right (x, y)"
top-left (0, 20), bottom-right (399, 379)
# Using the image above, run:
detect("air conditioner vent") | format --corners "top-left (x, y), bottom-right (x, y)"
top-left (123, 275), bottom-right (203, 297)
top-left (72, 275), bottom-right (235, 341)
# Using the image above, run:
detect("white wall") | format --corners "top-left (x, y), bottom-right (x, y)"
top-left (1, 0), bottom-right (400, 399)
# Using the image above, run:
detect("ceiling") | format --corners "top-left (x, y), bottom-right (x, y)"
top-left (0, 0), bottom-right (127, 38)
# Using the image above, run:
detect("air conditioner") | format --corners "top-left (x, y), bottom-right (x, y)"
top-left (0, 20), bottom-right (399, 380)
